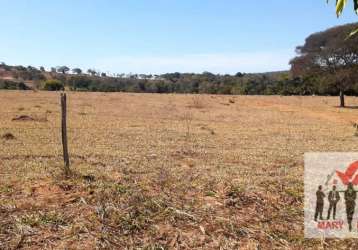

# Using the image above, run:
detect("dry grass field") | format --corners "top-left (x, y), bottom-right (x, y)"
top-left (1, 91), bottom-right (358, 249)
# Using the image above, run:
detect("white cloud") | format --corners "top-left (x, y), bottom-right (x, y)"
top-left (93, 49), bottom-right (295, 74)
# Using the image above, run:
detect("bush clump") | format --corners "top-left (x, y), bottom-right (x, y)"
top-left (0, 80), bottom-right (29, 90)
top-left (42, 79), bottom-right (64, 91)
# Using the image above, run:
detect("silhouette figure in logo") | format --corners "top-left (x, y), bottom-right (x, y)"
top-left (344, 182), bottom-right (357, 231)
top-left (314, 185), bottom-right (325, 221)
top-left (327, 185), bottom-right (340, 220)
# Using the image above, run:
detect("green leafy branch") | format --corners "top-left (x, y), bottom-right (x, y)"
top-left (329, 0), bottom-right (358, 36)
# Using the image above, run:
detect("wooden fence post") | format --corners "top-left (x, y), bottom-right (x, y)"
top-left (61, 93), bottom-right (70, 176)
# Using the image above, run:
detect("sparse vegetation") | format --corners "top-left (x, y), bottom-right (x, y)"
top-left (189, 95), bottom-right (206, 109)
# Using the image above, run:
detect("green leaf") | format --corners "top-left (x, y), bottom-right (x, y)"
top-left (354, 0), bottom-right (358, 13)
top-left (336, 0), bottom-right (347, 17)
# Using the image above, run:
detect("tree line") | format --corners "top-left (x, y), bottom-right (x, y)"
top-left (0, 65), bottom-right (338, 96)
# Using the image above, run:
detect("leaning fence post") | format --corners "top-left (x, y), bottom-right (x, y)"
top-left (61, 93), bottom-right (70, 176)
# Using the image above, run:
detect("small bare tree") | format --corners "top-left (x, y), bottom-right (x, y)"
top-left (181, 112), bottom-right (193, 141)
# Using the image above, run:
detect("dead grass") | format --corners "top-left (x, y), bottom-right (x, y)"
top-left (0, 91), bottom-right (358, 249)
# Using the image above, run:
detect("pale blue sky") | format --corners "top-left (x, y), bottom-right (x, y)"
top-left (0, 0), bottom-right (357, 74)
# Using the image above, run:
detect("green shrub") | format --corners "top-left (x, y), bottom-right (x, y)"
top-left (43, 79), bottom-right (64, 91)
top-left (0, 80), bottom-right (29, 90)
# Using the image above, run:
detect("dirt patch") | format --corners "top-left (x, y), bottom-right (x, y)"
top-left (12, 114), bottom-right (47, 122)
top-left (1, 133), bottom-right (15, 140)
top-left (12, 115), bottom-right (35, 121)
top-left (16, 181), bottom-right (84, 210)
top-left (200, 125), bottom-right (215, 135)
